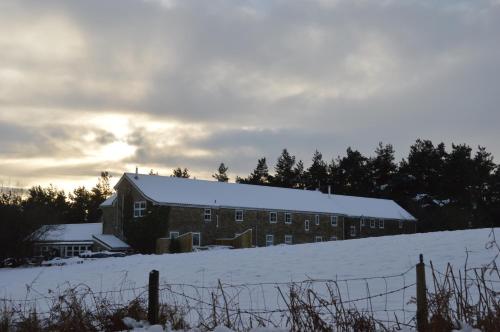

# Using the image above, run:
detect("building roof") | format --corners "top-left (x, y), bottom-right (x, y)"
top-left (100, 193), bottom-right (117, 207)
top-left (36, 223), bottom-right (102, 242)
top-left (92, 234), bottom-right (130, 250)
top-left (116, 173), bottom-right (416, 221)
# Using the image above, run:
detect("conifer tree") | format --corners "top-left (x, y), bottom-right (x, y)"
top-left (172, 167), bottom-right (190, 178)
top-left (369, 143), bottom-right (397, 195)
top-left (213, 163), bottom-right (229, 182)
top-left (244, 158), bottom-right (270, 185)
top-left (293, 160), bottom-right (306, 189)
top-left (273, 149), bottom-right (296, 188)
top-left (306, 150), bottom-right (328, 191)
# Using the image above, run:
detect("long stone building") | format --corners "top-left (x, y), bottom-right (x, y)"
top-left (100, 172), bottom-right (416, 252)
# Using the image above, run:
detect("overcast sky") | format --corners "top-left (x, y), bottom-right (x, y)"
top-left (1, 0), bottom-right (499, 191)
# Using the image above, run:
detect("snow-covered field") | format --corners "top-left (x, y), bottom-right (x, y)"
top-left (1, 228), bottom-right (498, 328)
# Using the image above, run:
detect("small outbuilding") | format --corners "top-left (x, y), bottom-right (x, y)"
top-left (33, 223), bottom-right (130, 258)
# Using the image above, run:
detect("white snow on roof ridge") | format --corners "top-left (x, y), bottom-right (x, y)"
top-left (122, 173), bottom-right (416, 221)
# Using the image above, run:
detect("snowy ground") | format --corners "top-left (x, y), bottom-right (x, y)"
top-left (0, 228), bottom-right (498, 328)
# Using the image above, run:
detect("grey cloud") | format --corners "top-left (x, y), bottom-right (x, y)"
top-left (1, 0), bottom-right (500, 186)
top-left (0, 121), bottom-right (117, 158)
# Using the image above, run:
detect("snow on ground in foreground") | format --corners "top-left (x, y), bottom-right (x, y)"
top-left (0, 228), bottom-right (498, 325)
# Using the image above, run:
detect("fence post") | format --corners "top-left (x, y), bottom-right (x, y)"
top-left (148, 269), bottom-right (159, 325)
top-left (416, 254), bottom-right (428, 332)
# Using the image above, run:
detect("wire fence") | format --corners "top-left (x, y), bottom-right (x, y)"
top-left (0, 265), bottom-right (420, 330)
top-left (1, 254), bottom-right (499, 331)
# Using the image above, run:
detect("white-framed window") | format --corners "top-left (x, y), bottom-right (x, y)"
top-left (284, 234), bottom-right (293, 245)
top-left (350, 225), bottom-right (357, 237)
top-left (266, 234), bottom-right (274, 246)
top-left (370, 219), bottom-right (376, 228)
top-left (66, 246), bottom-right (73, 257)
top-left (235, 210), bottom-right (244, 222)
top-left (285, 212), bottom-right (292, 224)
top-left (315, 215), bottom-right (320, 225)
top-left (204, 208), bottom-right (211, 222)
top-left (134, 201), bottom-right (147, 218)
top-left (169, 231), bottom-right (179, 239)
top-left (360, 218), bottom-right (365, 227)
top-left (305, 220), bottom-right (310, 232)
top-left (399, 220), bottom-right (403, 229)
top-left (192, 232), bottom-right (201, 247)
top-left (330, 215), bottom-right (338, 227)
top-left (315, 236), bottom-right (322, 242)
top-left (379, 219), bottom-right (385, 229)
top-left (269, 211), bottom-right (277, 223)
top-left (330, 236), bottom-right (337, 241)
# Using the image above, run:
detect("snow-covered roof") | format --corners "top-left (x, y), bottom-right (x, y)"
top-left (330, 194), bottom-right (416, 221)
top-left (100, 193), bottom-right (117, 207)
top-left (36, 223), bottom-right (102, 242)
top-left (93, 234), bottom-right (130, 250)
top-left (118, 173), bottom-right (416, 221)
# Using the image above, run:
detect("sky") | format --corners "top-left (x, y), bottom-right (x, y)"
top-left (1, 0), bottom-right (499, 191)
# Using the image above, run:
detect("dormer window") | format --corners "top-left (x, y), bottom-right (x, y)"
top-left (134, 201), bottom-right (146, 218)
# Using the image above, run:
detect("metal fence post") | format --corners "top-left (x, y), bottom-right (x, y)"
top-left (148, 269), bottom-right (159, 325)
top-left (416, 254), bottom-right (428, 331)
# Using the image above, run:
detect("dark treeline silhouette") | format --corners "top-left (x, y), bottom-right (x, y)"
top-left (235, 140), bottom-right (500, 232)
top-left (0, 172), bottom-right (113, 259)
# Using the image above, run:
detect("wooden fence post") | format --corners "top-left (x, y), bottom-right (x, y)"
top-left (416, 254), bottom-right (428, 332)
top-left (148, 269), bottom-right (159, 325)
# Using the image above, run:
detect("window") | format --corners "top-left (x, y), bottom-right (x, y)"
top-left (284, 235), bottom-right (293, 245)
top-left (315, 236), bottom-right (323, 242)
top-left (379, 219), bottom-right (385, 229)
top-left (305, 220), bottom-right (310, 232)
top-left (134, 201), bottom-right (147, 218)
top-left (192, 232), bottom-right (201, 247)
top-left (370, 219), bottom-right (376, 228)
top-left (399, 220), bottom-right (403, 229)
top-left (235, 210), bottom-right (244, 222)
top-left (169, 231), bottom-right (179, 239)
top-left (315, 215), bottom-right (320, 225)
top-left (330, 215), bottom-right (338, 227)
top-left (360, 218), bottom-right (365, 227)
top-left (350, 225), bottom-right (357, 237)
top-left (285, 212), bottom-right (292, 224)
top-left (269, 211), bottom-right (277, 223)
top-left (330, 236), bottom-right (337, 241)
top-left (204, 208), bottom-right (211, 222)
top-left (266, 234), bottom-right (274, 246)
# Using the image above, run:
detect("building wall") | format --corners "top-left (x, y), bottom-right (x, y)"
top-left (101, 176), bottom-right (417, 250)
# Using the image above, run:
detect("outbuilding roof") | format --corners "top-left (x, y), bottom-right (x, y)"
top-left (36, 223), bottom-right (102, 242)
top-left (113, 173), bottom-right (416, 221)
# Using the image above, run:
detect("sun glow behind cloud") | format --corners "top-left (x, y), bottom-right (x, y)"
top-left (0, 0), bottom-right (499, 192)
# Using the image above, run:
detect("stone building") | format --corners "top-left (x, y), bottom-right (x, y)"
top-left (100, 172), bottom-right (416, 252)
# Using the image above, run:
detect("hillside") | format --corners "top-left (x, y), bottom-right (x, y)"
top-left (1, 228), bottom-right (498, 329)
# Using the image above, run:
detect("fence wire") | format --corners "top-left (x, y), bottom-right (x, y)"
top-left (1, 266), bottom-right (419, 330)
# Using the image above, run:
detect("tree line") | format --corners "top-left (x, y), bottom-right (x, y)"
top-left (0, 172), bottom-right (112, 259)
top-left (1, 139), bottom-right (499, 259)
top-left (175, 139), bottom-right (500, 233)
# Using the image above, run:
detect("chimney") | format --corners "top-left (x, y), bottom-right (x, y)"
top-left (328, 185), bottom-right (331, 198)
top-left (134, 166), bottom-right (139, 180)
